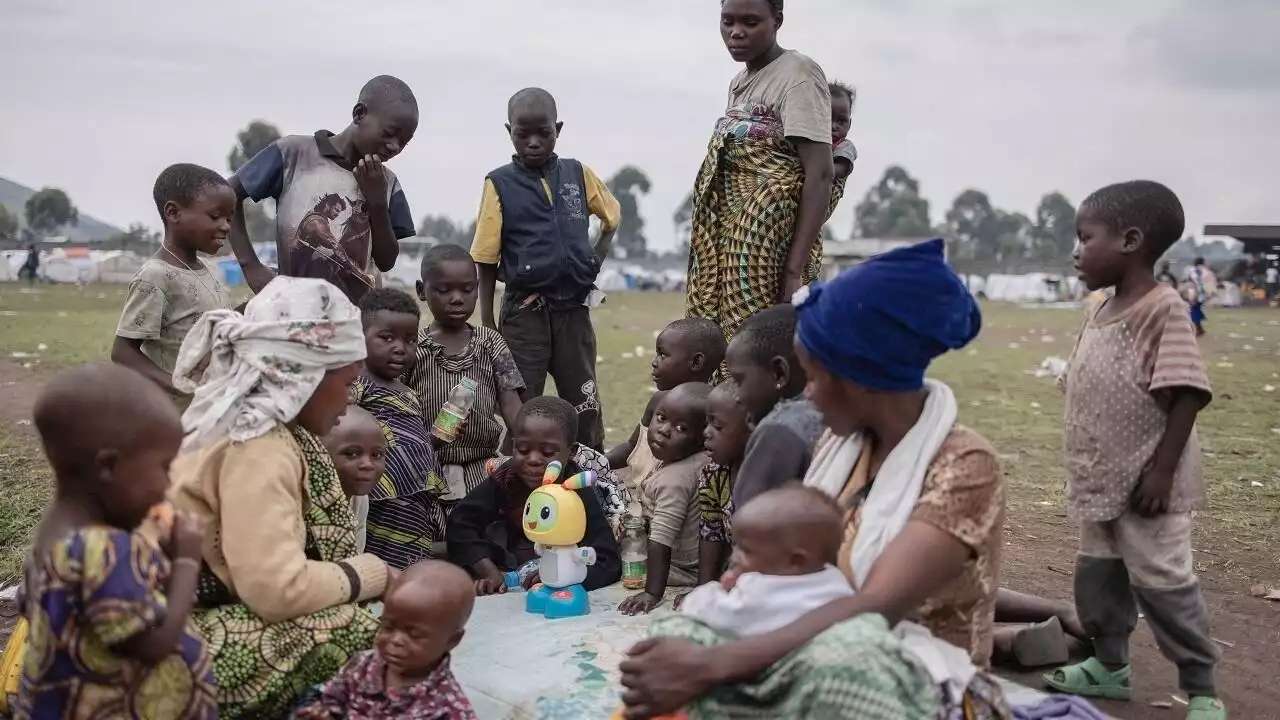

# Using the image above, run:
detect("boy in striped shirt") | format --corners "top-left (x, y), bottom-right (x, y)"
top-left (1049, 181), bottom-right (1225, 719)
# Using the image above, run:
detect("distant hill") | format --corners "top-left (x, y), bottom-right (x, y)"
top-left (0, 176), bottom-right (124, 242)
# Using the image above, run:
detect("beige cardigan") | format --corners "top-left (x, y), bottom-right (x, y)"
top-left (169, 425), bottom-right (388, 624)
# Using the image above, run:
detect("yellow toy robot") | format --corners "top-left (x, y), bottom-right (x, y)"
top-left (523, 461), bottom-right (598, 618)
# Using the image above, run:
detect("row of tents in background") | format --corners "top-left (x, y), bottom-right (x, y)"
top-left (0, 246), bottom-right (1252, 308)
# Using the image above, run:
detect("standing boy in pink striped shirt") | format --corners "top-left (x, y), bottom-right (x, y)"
top-left (1048, 181), bottom-right (1225, 720)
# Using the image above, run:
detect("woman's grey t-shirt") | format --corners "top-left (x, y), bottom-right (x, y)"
top-left (732, 396), bottom-right (827, 509)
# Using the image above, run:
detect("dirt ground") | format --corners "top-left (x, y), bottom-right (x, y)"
top-left (0, 352), bottom-right (1276, 718)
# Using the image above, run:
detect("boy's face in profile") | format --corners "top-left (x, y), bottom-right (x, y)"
top-left (1073, 212), bottom-right (1139, 292)
top-left (506, 109), bottom-right (562, 169)
top-left (704, 387), bottom-right (749, 466)
top-left (650, 329), bottom-right (701, 392)
top-left (831, 93), bottom-right (852, 145)
top-left (353, 102), bottom-right (419, 162)
top-left (323, 413), bottom-right (387, 498)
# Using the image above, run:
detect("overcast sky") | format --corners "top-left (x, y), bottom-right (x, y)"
top-left (2, 0), bottom-right (1277, 250)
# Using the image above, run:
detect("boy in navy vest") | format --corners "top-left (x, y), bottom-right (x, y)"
top-left (470, 88), bottom-right (620, 452)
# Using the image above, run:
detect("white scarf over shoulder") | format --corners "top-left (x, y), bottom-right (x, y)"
top-left (803, 379), bottom-right (977, 704)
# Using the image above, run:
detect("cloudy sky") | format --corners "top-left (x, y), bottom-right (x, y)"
top-left (2, 0), bottom-right (1277, 250)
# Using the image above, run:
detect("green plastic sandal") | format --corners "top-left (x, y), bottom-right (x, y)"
top-left (1043, 657), bottom-right (1132, 701)
top-left (1186, 696), bottom-right (1227, 720)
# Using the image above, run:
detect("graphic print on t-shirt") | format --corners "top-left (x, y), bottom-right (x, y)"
top-left (286, 192), bottom-right (373, 295)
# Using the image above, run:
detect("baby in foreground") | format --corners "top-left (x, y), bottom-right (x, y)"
top-left (294, 560), bottom-right (477, 718)
top-left (680, 485), bottom-right (852, 636)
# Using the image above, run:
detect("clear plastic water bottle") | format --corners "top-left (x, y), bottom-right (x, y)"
top-left (431, 377), bottom-right (478, 443)
top-left (620, 517), bottom-right (648, 590)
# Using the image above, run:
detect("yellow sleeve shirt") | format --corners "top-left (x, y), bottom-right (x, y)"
top-left (469, 164), bottom-right (621, 265)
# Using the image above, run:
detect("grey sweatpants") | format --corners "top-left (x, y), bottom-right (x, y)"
top-left (500, 295), bottom-right (605, 452)
top-left (1075, 512), bottom-right (1219, 696)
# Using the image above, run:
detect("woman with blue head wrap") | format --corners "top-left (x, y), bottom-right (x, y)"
top-left (620, 240), bottom-right (1013, 720)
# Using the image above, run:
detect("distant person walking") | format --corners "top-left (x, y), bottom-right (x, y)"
top-left (1185, 257), bottom-right (1215, 336)
top-left (18, 244), bottom-right (38, 286)
top-left (684, 0), bottom-right (847, 351)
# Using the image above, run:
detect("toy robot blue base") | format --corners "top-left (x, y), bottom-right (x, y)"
top-left (525, 583), bottom-right (590, 618)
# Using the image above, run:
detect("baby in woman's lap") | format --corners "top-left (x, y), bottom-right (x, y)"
top-left (680, 484), bottom-right (852, 636)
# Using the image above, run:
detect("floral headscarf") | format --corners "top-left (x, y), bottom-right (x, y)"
top-left (174, 277), bottom-right (366, 451)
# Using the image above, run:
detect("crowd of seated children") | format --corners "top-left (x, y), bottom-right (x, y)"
top-left (607, 318), bottom-right (725, 512)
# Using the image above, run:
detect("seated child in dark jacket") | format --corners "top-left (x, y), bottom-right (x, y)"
top-left (447, 396), bottom-right (621, 596)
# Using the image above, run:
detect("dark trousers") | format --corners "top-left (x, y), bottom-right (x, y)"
top-left (500, 295), bottom-right (604, 451)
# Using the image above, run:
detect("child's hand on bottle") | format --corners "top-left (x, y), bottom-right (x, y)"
top-left (474, 574), bottom-right (507, 596)
top-left (619, 591), bottom-right (662, 616)
top-left (521, 571), bottom-right (541, 591)
top-left (167, 513), bottom-right (203, 563)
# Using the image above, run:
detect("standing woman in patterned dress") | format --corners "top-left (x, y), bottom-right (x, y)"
top-left (685, 0), bottom-right (849, 345)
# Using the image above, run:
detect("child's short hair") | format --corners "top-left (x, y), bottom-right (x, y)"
top-left (152, 163), bottom-right (230, 220)
top-left (735, 304), bottom-right (797, 366)
top-left (507, 87), bottom-right (558, 123)
top-left (420, 243), bottom-right (475, 279)
top-left (1079, 180), bottom-right (1185, 260)
top-left (357, 287), bottom-right (420, 321)
top-left (666, 317), bottom-right (728, 371)
top-left (516, 396), bottom-right (578, 444)
top-left (358, 74), bottom-right (418, 115)
top-left (829, 81), bottom-right (856, 105)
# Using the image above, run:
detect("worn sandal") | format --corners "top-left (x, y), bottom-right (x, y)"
top-left (1043, 657), bottom-right (1132, 701)
top-left (1186, 696), bottom-right (1227, 720)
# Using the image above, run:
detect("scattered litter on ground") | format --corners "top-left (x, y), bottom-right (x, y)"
top-left (1243, 345), bottom-right (1255, 351)
top-left (1028, 357), bottom-right (1067, 378)
top-left (1030, 402), bottom-right (1041, 409)
top-left (1249, 584), bottom-right (1280, 601)
top-left (0, 585), bottom-right (15, 602)
top-left (1217, 362), bottom-right (1235, 369)
top-left (633, 345), bottom-right (646, 357)
top-left (621, 352), bottom-right (634, 359)
top-left (1007, 343), bottom-right (1020, 349)
top-left (1041, 335), bottom-right (1055, 343)
top-left (36, 343), bottom-right (48, 351)
top-left (967, 349), bottom-right (979, 356)
top-left (1212, 637), bottom-right (1235, 649)
top-left (1251, 481), bottom-right (1265, 488)
top-left (9, 352), bottom-right (34, 359)
top-left (0, 311), bottom-right (17, 317)
top-left (16, 420), bottom-right (31, 426)
top-left (1149, 700), bottom-right (1172, 709)
top-left (1265, 386), bottom-right (1275, 393)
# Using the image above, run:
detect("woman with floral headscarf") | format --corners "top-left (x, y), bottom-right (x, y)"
top-left (168, 277), bottom-right (392, 719)
top-left (621, 240), bottom-right (1015, 720)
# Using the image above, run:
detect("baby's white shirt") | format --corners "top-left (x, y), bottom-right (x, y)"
top-left (680, 565), bottom-right (854, 637)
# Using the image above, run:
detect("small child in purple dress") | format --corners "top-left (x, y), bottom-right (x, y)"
top-left (294, 561), bottom-right (477, 719)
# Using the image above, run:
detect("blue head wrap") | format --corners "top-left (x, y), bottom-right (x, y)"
top-left (794, 238), bottom-right (981, 392)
